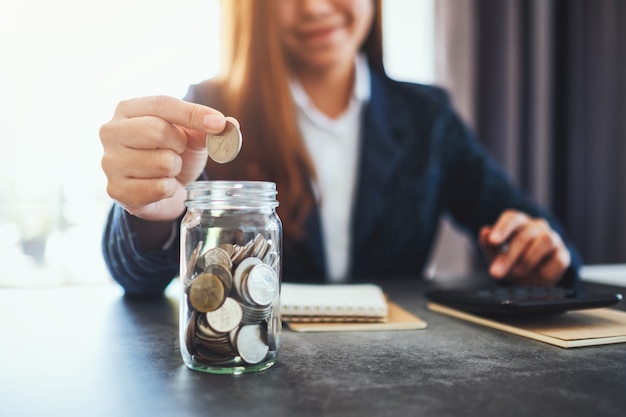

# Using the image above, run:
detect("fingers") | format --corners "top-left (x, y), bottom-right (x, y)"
top-left (485, 209), bottom-right (529, 247)
top-left (100, 116), bottom-right (188, 154)
top-left (508, 229), bottom-right (561, 276)
top-left (534, 247), bottom-right (571, 285)
top-left (102, 144), bottom-right (182, 211)
top-left (489, 221), bottom-right (543, 278)
top-left (101, 148), bottom-right (183, 180)
top-left (106, 177), bottom-right (180, 214)
top-left (483, 210), bottom-right (571, 286)
top-left (488, 217), bottom-right (538, 278)
top-left (114, 96), bottom-right (226, 134)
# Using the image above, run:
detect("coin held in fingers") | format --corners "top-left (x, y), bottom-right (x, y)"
top-left (206, 116), bottom-right (242, 163)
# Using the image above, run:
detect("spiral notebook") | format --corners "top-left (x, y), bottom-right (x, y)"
top-left (281, 283), bottom-right (389, 322)
top-left (280, 283), bottom-right (428, 332)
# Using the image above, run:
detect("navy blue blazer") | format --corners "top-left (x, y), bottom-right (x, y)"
top-left (279, 71), bottom-right (580, 283)
top-left (102, 71), bottom-right (580, 295)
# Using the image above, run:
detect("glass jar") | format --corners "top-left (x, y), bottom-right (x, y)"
top-left (179, 181), bottom-right (282, 374)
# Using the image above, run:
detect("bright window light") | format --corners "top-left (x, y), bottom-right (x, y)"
top-left (0, 0), bottom-right (220, 286)
top-left (384, 0), bottom-right (435, 84)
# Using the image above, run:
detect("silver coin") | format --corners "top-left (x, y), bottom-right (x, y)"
top-left (263, 250), bottom-right (279, 269)
top-left (267, 315), bottom-right (282, 351)
top-left (235, 324), bottom-right (269, 365)
top-left (196, 313), bottom-right (221, 339)
top-left (206, 297), bottom-right (243, 333)
top-left (245, 264), bottom-right (279, 306)
top-left (206, 117), bottom-right (242, 164)
top-left (241, 303), bottom-right (272, 324)
top-left (233, 257), bottom-right (263, 298)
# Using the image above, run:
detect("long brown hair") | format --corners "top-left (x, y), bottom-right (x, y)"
top-left (211, 0), bottom-right (384, 242)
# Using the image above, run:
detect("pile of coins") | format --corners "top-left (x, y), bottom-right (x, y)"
top-left (206, 116), bottom-right (242, 164)
top-left (183, 233), bottom-right (280, 366)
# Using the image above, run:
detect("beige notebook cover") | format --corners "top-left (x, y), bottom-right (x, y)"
top-left (428, 302), bottom-right (626, 348)
top-left (287, 301), bottom-right (428, 332)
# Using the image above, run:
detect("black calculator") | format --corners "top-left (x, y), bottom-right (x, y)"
top-left (425, 286), bottom-right (623, 315)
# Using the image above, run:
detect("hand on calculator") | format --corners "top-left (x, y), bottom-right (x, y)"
top-left (479, 209), bottom-right (571, 287)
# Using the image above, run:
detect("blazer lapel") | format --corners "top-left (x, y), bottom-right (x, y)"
top-left (351, 73), bottom-right (408, 258)
top-left (303, 202), bottom-right (326, 277)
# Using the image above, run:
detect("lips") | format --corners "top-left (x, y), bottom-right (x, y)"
top-left (302, 25), bottom-right (336, 38)
top-left (296, 24), bottom-right (342, 45)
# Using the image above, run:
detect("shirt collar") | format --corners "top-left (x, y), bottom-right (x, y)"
top-left (353, 53), bottom-right (371, 102)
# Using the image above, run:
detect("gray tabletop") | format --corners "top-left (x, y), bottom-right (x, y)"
top-left (1, 278), bottom-right (625, 417)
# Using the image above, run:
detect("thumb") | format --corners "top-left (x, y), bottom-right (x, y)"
top-left (478, 226), bottom-right (501, 263)
top-left (478, 226), bottom-right (492, 250)
top-left (184, 115), bottom-right (239, 151)
top-left (183, 126), bottom-right (211, 151)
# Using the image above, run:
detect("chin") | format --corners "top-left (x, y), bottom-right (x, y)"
top-left (299, 50), bottom-right (354, 72)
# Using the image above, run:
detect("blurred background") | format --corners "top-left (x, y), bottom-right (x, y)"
top-left (0, 0), bottom-right (624, 288)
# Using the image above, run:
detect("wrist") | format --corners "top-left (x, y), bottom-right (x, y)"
top-left (128, 214), bottom-right (180, 252)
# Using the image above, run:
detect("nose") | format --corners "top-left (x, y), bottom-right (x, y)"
top-left (299, 0), bottom-right (334, 17)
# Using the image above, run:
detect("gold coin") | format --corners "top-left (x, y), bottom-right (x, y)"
top-left (217, 243), bottom-right (235, 257)
top-left (202, 246), bottom-right (233, 270)
top-left (203, 263), bottom-right (234, 295)
top-left (189, 273), bottom-right (225, 313)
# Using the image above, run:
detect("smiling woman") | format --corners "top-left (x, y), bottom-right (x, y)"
top-left (0, 0), bottom-right (434, 287)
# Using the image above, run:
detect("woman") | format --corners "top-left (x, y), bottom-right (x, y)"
top-left (100, 0), bottom-right (579, 295)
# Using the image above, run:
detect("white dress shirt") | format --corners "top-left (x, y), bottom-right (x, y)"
top-left (289, 54), bottom-right (371, 281)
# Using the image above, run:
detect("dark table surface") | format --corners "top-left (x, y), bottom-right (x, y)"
top-left (1, 277), bottom-right (625, 417)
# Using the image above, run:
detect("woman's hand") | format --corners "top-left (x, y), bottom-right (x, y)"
top-left (479, 209), bottom-right (571, 286)
top-left (100, 96), bottom-right (226, 222)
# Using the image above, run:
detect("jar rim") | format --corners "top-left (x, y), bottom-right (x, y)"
top-left (185, 180), bottom-right (278, 209)
top-left (186, 180), bottom-right (276, 191)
